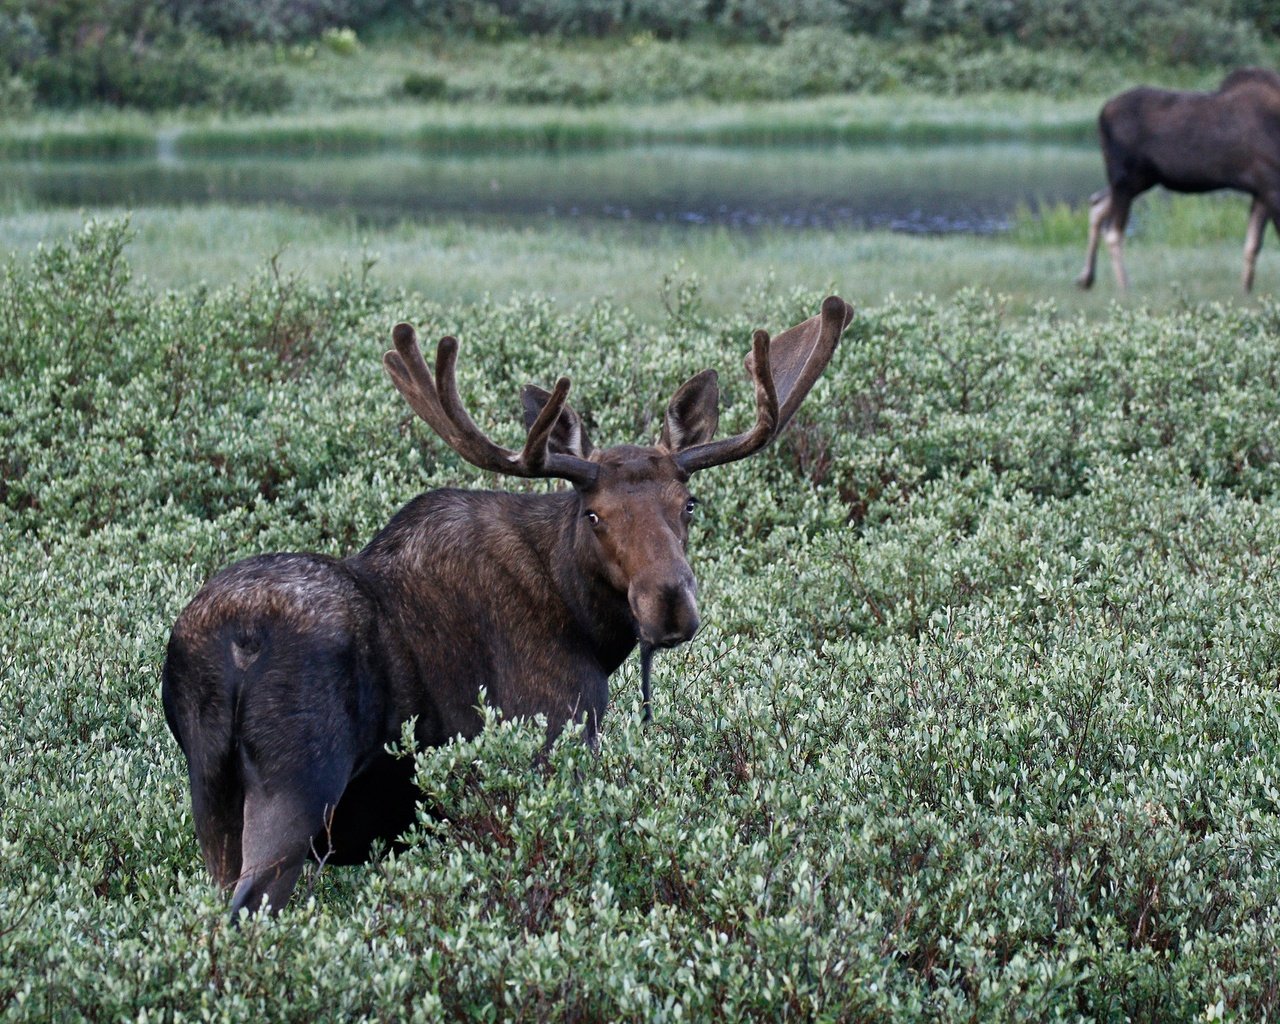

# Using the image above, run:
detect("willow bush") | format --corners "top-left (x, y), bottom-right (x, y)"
top-left (2, 220), bottom-right (1279, 1020)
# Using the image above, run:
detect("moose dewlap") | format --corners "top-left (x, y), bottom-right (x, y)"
top-left (161, 296), bottom-right (854, 915)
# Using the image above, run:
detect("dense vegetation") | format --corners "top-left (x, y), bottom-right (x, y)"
top-left (3, 219), bottom-right (1279, 1019)
top-left (0, 0), bottom-right (1274, 112)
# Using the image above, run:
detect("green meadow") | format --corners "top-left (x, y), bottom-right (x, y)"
top-left (0, 187), bottom-right (1266, 319)
top-left (4, 203), bottom-right (1280, 1018)
top-left (4, 17), bottom-right (1280, 1020)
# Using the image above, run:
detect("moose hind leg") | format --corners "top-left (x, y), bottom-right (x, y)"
top-left (1104, 192), bottom-right (1133, 290)
top-left (1244, 197), bottom-right (1267, 292)
top-left (229, 758), bottom-right (350, 916)
top-left (189, 759), bottom-right (245, 891)
top-left (1077, 188), bottom-right (1111, 289)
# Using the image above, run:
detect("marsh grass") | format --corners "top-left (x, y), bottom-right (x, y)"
top-left (0, 124), bottom-right (157, 159)
top-left (1, 203), bottom-right (1267, 320)
top-left (1014, 191), bottom-right (1254, 247)
top-left (169, 100), bottom-right (1101, 156)
top-left (0, 92), bottom-right (1104, 159)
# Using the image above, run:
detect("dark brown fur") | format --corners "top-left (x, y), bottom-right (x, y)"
top-left (162, 298), bottom-right (853, 915)
top-left (1077, 67), bottom-right (1280, 291)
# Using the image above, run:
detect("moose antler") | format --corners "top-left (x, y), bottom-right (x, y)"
top-left (384, 323), bottom-right (599, 486)
top-left (675, 295), bottom-right (853, 473)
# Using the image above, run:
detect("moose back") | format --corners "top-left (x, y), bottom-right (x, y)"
top-left (162, 297), bottom-right (853, 914)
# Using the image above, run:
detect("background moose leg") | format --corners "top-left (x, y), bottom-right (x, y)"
top-left (1243, 197), bottom-right (1267, 292)
top-left (1104, 191), bottom-right (1134, 290)
top-left (1077, 188), bottom-right (1112, 289)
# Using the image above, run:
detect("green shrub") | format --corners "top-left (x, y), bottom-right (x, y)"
top-left (718, 0), bottom-right (848, 41)
top-left (0, 9), bottom-right (45, 71)
top-left (3, 220), bottom-right (1280, 1020)
top-left (434, 30), bottom-right (1116, 106)
top-left (169, 0), bottom-right (392, 43)
top-left (321, 25), bottom-right (362, 55)
top-left (24, 33), bottom-right (292, 112)
top-left (400, 0), bottom-right (1274, 67)
top-left (402, 70), bottom-right (448, 99)
top-left (0, 73), bottom-right (33, 115)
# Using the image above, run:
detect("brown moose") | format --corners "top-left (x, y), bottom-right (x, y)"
top-left (1077, 68), bottom-right (1280, 292)
top-left (162, 297), bottom-right (854, 915)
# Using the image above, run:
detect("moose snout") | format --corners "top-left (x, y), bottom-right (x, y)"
top-left (629, 574), bottom-right (700, 649)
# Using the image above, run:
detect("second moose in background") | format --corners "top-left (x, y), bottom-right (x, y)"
top-left (1078, 67), bottom-right (1280, 292)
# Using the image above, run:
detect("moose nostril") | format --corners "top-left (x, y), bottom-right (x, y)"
top-left (666, 609), bottom-right (699, 647)
top-left (664, 587), bottom-right (697, 632)
top-left (630, 577), bottom-right (700, 648)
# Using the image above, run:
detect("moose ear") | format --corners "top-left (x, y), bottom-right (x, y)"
top-left (521, 385), bottom-right (594, 459)
top-left (660, 369), bottom-right (720, 452)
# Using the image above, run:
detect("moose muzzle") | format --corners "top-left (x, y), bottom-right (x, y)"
top-left (629, 570), bottom-right (700, 649)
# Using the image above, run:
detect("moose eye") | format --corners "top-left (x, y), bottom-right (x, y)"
top-left (684, 498), bottom-right (699, 516)
top-left (585, 510), bottom-right (600, 526)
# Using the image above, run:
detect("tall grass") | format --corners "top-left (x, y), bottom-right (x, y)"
top-left (0, 126), bottom-right (157, 160)
top-left (1013, 192), bottom-right (1254, 247)
top-left (1, 203), bottom-right (1267, 320)
top-left (0, 93), bottom-right (1103, 159)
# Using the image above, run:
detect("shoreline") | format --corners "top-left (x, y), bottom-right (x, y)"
top-left (0, 94), bottom-right (1100, 160)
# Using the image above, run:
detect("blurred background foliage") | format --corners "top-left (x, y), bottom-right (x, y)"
top-left (0, 0), bottom-right (1273, 112)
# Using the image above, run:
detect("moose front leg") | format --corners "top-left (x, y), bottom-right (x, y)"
top-left (582, 672), bottom-right (610, 754)
top-left (1243, 196), bottom-right (1267, 292)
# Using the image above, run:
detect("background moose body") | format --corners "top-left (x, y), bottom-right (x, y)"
top-left (162, 297), bottom-right (853, 915)
top-left (1078, 67), bottom-right (1280, 292)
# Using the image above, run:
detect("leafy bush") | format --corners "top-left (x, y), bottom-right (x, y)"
top-left (391, 0), bottom-right (1274, 62)
top-left (3, 220), bottom-right (1280, 1019)
top-left (0, 0), bottom-right (1272, 115)
top-left (402, 70), bottom-right (448, 99)
top-left (436, 29), bottom-right (1097, 105)
top-left (169, 0), bottom-right (391, 43)
top-left (718, 0), bottom-right (848, 40)
top-left (24, 33), bottom-right (291, 112)
top-left (321, 25), bottom-right (362, 54)
top-left (0, 73), bottom-right (33, 115)
top-left (0, 1), bottom-right (293, 111)
top-left (1005, 0), bottom-right (1266, 66)
top-left (0, 9), bottom-right (44, 71)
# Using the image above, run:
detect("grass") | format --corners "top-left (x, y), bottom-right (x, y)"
top-left (0, 199), bottom-right (1268, 320)
top-left (3, 26), bottom-right (1271, 158)
top-left (1012, 190), bottom-right (1255, 247)
top-left (0, 92), bottom-right (1107, 159)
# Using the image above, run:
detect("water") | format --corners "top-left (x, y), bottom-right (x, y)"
top-left (1, 142), bottom-right (1104, 234)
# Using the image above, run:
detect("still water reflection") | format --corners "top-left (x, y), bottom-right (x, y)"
top-left (2, 143), bottom-right (1103, 234)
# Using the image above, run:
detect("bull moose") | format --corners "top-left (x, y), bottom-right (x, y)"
top-left (1077, 67), bottom-right (1280, 292)
top-left (162, 297), bottom-right (854, 915)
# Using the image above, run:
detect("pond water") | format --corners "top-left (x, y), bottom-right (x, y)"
top-left (1, 142), bottom-right (1104, 234)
